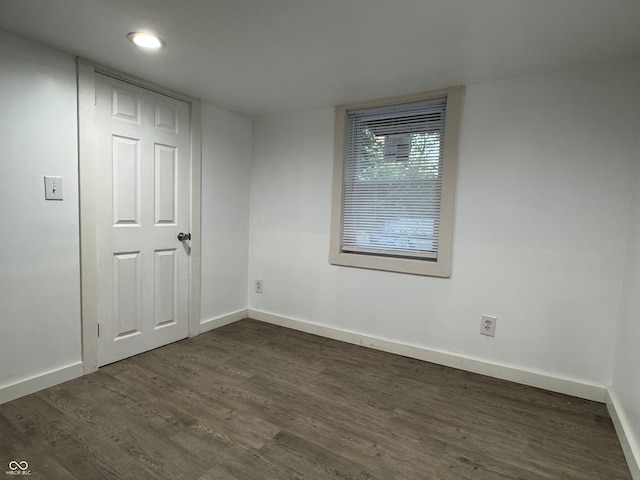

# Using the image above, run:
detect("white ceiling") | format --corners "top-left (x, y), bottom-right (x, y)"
top-left (1, 0), bottom-right (639, 116)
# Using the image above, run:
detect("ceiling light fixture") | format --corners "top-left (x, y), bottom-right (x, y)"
top-left (127, 32), bottom-right (166, 51)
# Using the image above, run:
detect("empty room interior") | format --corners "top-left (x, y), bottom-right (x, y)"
top-left (1, 0), bottom-right (640, 478)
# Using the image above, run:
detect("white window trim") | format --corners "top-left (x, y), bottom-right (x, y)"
top-left (330, 86), bottom-right (463, 278)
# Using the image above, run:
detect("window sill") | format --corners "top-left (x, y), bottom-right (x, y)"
top-left (329, 250), bottom-right (451, 278)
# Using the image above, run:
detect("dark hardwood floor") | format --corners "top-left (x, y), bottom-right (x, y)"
top-left (0, 319), bottom-right (631, 479)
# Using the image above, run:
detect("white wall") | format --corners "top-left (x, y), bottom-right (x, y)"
top-left (612, 150), bottom-right (640, 475)
top-left (249, 59), bottom-right (640, 390)
top-left (0, 31), bottom-right (82, 390)
top-left (200, 103), bottom-right (252, 325)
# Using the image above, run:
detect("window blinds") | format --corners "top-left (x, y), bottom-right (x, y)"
top-left (341, 97), bottom-right (447, 260)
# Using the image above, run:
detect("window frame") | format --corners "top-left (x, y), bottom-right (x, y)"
top-left (329, 86), bottom-right (463, 277)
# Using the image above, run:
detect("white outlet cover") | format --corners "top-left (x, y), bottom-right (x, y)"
top-left (480, 314), bottom-right (497, 337)
top-left (44, 176), bottom-right (63, 200)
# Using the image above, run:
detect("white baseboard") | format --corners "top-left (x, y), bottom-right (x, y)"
top-left (0, 362), bottom-right (84, 405)
top-left (248, 309), bottom-right (606, 403)
top-left (199, 308), bottom-right (248, 334)
top-left (607, 390), bottom-right (640, 479)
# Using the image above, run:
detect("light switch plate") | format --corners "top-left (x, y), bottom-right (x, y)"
top-left (44, 176), bottom-right (63, 200)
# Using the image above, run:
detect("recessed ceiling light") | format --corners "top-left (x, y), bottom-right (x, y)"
top-left (127, 32), bottom-right (166, 51)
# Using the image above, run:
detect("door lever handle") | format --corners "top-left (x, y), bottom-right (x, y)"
top-left (177, 232), bottom-right (191, 242)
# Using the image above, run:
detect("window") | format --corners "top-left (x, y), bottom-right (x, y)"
top-left (330, 87), bottom-right (463, 277)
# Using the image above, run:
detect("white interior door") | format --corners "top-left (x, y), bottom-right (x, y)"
top-left (95, 73), bottom-right (191, 366)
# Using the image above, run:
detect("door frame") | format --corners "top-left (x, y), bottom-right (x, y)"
top-left (77, 58), bottom-right (202, 373)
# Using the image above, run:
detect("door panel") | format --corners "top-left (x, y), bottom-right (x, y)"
top-left (154, 144), bottom-right (177, 224)
top-left (155, 101), bottom-right (178, 132)
top-left (113, 252), bottom-right (142, 338)
top-left (154, 249), bottom-right (177, 328)
top-left (96, 74), bottom-right (191, 366)
top-left (112, 135), bottom-right (140, 225)
top-left (112, 87), bottom-right (140, 122)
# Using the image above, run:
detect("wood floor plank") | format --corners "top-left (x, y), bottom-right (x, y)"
top-left (241, 363), bottom-right (539, 479)
top-left (170, 427), bottom-right (302, 480)
top-left (0, 319), bottom-right (632, 480)
top-left (196, 464), bottom-right (243, 480)
top-left (39, 376), bottom-right (211, 480)
top-left (258, 430), bottom-right (387, 480)
top-left (112, 355), bottom-right (282, 451)
top-left (0, 412), bottom-right (78, 480)
top-left (0, 394), bottom-right (158, 479)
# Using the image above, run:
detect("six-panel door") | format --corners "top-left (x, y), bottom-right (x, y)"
top-left (95, 74), bottom-right (191, 366)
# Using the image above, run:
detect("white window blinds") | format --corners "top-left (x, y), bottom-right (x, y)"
top-left (341, 97), bottom-right (447, 260)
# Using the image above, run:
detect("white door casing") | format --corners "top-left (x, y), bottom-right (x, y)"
top-left (95, 73), bottom-right (191, 366)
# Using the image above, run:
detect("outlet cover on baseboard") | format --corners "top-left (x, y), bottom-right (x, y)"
top-left (480, 315), bottom-right (497, 337)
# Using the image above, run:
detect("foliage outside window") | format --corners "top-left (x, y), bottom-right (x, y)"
top-left (330, 87), bottom-right (463, 277)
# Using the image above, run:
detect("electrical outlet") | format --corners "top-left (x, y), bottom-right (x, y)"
top-left (480, 315), bottom-right (497, 337)
top-left (255, 279), bottom-right (263, 294)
